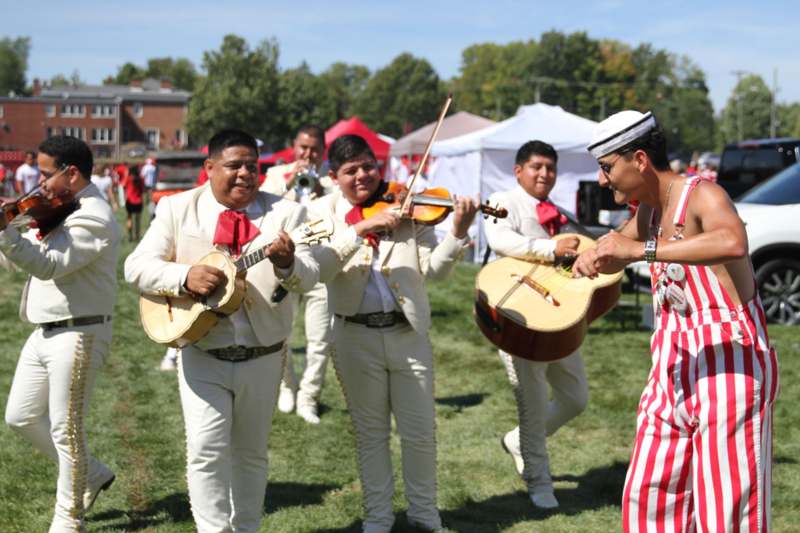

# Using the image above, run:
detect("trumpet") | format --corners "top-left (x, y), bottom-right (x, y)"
top-left (293, 166), bottom-right (318, 198)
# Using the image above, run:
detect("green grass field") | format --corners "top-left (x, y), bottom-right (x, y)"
top-left (1, 220), bottom-right (798, 532)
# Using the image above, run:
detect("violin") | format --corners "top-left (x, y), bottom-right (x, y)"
top-left (362, 181), bottom-right (507, 224)
top-left (2, 187), bottom-right (78, 237)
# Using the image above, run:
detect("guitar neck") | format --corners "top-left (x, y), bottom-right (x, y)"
top-left (233, 247), bottom-right (269, 274)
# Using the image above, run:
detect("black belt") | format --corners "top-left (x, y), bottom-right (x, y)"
top-left (206, 341), bottom-right (285, 362)
top-left (39, 315), bottom-right (112, 331)
top-left (337, 311), bottom-right (407, 328)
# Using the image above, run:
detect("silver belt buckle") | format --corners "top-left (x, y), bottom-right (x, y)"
top-left (224, 346), bottom-right (249, 361)
top-left (366, 312), bottom-right (395, 328)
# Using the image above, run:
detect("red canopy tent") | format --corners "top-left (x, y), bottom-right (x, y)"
top-left (324, 117), bottom-right (390, 163)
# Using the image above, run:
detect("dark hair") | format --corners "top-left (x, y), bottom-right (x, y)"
top-left (207, 129), bottom-right (258, 158)
top-left (617, 125), bottom-right (670, 171)
top-left (38, 135), bottom-right (93, 178)
top-left (515, 140), bottom-right (558, 166)
top-left (296, 124), bottom-right (326, 148)
top-left (328, 135), bottom-right (375, 173)
top-left (25, 150), bottom-right (36, 159)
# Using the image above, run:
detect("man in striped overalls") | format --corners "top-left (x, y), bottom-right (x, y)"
top-left (575, 111), bottom-right (778, 532)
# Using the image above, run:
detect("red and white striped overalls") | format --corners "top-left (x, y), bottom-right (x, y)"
top-left (622, 177), bottom-right (779, 533)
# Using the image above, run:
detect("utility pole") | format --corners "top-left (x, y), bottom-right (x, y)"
top-left (770, 68), bottom-right (779, 138)
top-left (731, 70), bottom-right (747, 141)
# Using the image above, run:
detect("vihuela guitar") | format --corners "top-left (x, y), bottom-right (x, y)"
top-left (474, 233), bottom-right (623, 361)
top-left (139, 219), bottom-right (332, 347)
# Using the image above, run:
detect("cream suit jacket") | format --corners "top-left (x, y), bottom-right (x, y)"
top-left (484, 185), bottom-right (557, 261)
top-left (309, 190), bottom-right (467, 333)
top-left (124, 185), bottom-right (319, 347)
top-left (0, 183), bottom-right (121, 323)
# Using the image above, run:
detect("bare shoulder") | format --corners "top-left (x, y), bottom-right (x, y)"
top-left (689, 179), bottom-right (735, 210)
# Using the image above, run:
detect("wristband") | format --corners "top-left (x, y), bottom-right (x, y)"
top-left (644, 239), bottom-right (657, 263)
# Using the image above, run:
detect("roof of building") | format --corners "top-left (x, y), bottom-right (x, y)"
top-left (0, 78), bottom-right (190, 104)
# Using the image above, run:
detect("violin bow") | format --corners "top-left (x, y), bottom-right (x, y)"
top-left (400, 93), bottom-right (452, 213)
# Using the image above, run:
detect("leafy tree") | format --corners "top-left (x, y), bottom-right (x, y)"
top-left (276, 62), bottom-right (338, 143)
top-left (48, 70), bottom-right (84, 88)
top-left (319, 62), bottom-right (370, 119)
top-left (146, 57), bottom-right (197, 91)
top-left (106, 62), bottom-right (146, 85)
top-left (186, 34), bottom-right (280, 147)
top-left (0, 37), bottom-right (30, 96)
top-left (718, 74), bottom-right (773, 144)
top-left (777, 102), bottom-right (800, 138)
top-left (353, 53), bottom-right (446, 137)
top-left (452, 41), bottom-right (537, 120)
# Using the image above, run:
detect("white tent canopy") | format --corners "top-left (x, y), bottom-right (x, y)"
top-left (428, 103), bottom-right (600, 261)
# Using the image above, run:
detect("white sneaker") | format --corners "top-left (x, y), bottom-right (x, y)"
top-left (530, 489), bottom-right (559, 509)
top-left (501, 430), bottom-right (524, 476)
top-left (84, 468), bottom-right (115, 513)
top-left (296, 402), bottom-right (320, 424)
top-left (278, 387), bottom-right (295, 413)
top-left (158, 355), bottom-right (178, 372)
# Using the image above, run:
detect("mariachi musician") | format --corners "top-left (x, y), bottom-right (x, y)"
top-left (2, 136), bottom-right (120, 531)
top-left (483, 140), bottom-right (584, 510)
top-left (310, 134), bottom-right (478, 533)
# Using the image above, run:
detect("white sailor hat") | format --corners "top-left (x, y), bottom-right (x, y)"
top-left (587, 110), bottom-right (657, 159)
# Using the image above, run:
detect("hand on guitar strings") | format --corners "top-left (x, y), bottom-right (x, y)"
top-left (267, 230), bottom-right (296, 269)
top-left (555, 236), bottom-right (580, 257)
top-left (573, 230), bottom-right (638, 278)
top-left (185, 264), bottom-right (228, 298)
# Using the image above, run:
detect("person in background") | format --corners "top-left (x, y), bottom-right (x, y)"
top-left (15, 151), bottom-right (40, 195)
top-left (140, 157), bottom-right (157, 219)
top-left (261, 125), bottom-right (334, 422)
top-left (120, 164), bottom-right (144, 241)
top-left (91, 165), bottom-right (119, 210)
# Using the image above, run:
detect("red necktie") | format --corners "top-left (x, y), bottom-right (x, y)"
top-left (536, 200), bottom-right (568, 237)
top-left (344, 205), bottom-right (380, 250)
top-left (213, 209), bottom-right (260, 256)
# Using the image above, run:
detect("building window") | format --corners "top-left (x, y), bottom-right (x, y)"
top-left (174, 129), bottom-right (187, 147)
top-left (45, 104), bottom-right (55, 117)
top-left (0, 105), bottom-right (4, 118)
top-left (60, 103), bottom-right (85, 117)
top-left (91, 128), bottom-right (115, 144)
top-left (62, 127), bottom-right (85, 140)
top-left (46, 126), bottom-right (56, 138)
top-left (133, 102), bottom-right (143, 118)
top-left (92, 104), bottom-right (114, 117)
top-left (145, 128), bottom-right (159, 150)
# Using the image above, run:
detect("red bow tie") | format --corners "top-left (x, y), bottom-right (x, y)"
top-left (536, 200), bottom-right (568, 237)
top-left (344, 205), bottom-right (380, 250)
top-left (213, 209), bottom-right (260, 256)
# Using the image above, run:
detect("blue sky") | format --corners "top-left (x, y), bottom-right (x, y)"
top-left (4, 0), bottom-right (796, 113)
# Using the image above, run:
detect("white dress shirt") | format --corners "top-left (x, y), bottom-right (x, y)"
top-left (484, 184), bottom-right (558, 260)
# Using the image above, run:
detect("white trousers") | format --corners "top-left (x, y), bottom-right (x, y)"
top-left (282, 283), bottom-right (332, 406)
top-left (499, 349), bottom-right (588, 493)
top-left (178, 344), bottom-right (284, 533)
top-left (5, 323), bottom-right (112, 533)
top-left (332, 319), bottom-right (441, 533)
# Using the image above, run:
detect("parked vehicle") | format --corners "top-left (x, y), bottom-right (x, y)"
top-left (736, 161), bottom-right (800, 325)
top-left (151, 151), bottom-right (206, 204)
top-left (717, 137), bottom-right (800, 199)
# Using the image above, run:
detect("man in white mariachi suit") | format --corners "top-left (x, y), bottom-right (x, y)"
top-left (483, 140), bottom-right (586, 510)
top-left (310, 134), bottom-right (478, 533)
top-left (125, 129), bottom-right (319, 532)
top-left (261, 124), bottom-right (334, 423)
top-left (2, 135), bottom-right (120, 532)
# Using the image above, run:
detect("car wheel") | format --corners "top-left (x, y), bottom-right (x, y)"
top-left (755, 258), bottom-right (800, 325)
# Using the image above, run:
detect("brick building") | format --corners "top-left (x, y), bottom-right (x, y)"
top-left (0, 78), bottom-right (190, 158)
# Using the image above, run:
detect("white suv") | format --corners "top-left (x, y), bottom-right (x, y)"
top-left (625, 163), bottom-right (800, 325)
top-left (736, 162), bottom-right (800, 325)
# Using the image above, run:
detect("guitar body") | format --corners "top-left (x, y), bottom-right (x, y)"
top-left (474, 233), bottom-right (623, 361)
top-left (139, 250), bottom-right (246, 347)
